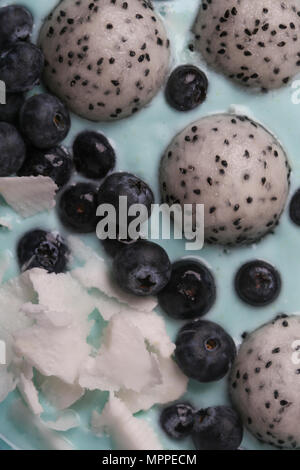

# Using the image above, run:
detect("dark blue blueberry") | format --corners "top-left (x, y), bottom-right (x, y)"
top-left (235, 260), bottom-right (281, 307)
top-left (17, 146), bottom-right (73, 189)
top-left (0, 42), bottom-right (44, 93)
top-left (0, 5), bottom-right (33, 48)
top-left (165, 65), bottom-right (208, 112)
top-left (112, 240), bottom-right (171, 296)
top-left (97, 172), bottom-right (154, 236)
top-left (73, 131), bottom-right (116, 179)
top-left (175, 319), bottom-right (236, 382)
top-left (158, 260), bottom-right (216, 320)
top-left (58, 182), bottom-right (98, 233)
top-left (160, 403), bottom-right (195, 440)
top-left (0, 93), bottom-right (25, 124)
top-left (0, 122), bottom-right (25, 176)
top-left (192, 406), bottom-right (243, 450)
top-left (17, 229), bottom-right (69, 273)
top-left (101, 236), bottom-right (139, 258)
top-left (289, 188), bottom-right (300, 226)
top-left (19, 94), bottom-right (70, 149)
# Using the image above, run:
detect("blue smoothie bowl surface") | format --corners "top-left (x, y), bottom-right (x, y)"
top-left (0, 0), bottom-right (300, 451)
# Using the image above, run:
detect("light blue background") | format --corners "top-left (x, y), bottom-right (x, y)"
top-left (1, 0), bottom-right (300, 450)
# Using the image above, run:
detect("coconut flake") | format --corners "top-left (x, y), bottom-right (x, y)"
top-left (117, 357), bottom-right (188, 413)
top-left (0, 270), bottom-right (35, 335)
top-left (71, 256), bottom-right (158, 313)
top-left (41, 376), bottom-right (84, 411)
top-left (0, 176), bottom-right (57, 217)
top-left (10, 400), bottom-right (74, 450)
top-left (0, 251), bottom-right (10, 284)
top-left (67, 236), bottom-right (96, 263)
top-left (124, 311), bottom-right (175, 358)
top-left (18, 371), bottom-right (43, 415)
top-left (79, 314), bottom-right (161, 393)
top-left (87, 290), bottom-right (134, 321)
top-left (0, 368), bottom-right (16, 403)
top-left (14, 304), bottom-right (91, 384)
top-left (21, 303), bottom-right (72, 328)
top-left (0, 218), bottom-right (12, 230)
top-left (27, 269), bottom-right (95, 334)
top-left (92, 395), bottom-right (163, 450)
top-left (43, 410), bottom-right (80, 432)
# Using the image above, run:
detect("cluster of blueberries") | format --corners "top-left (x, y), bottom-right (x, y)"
top-left (1, 4), bottom-right (298, 451)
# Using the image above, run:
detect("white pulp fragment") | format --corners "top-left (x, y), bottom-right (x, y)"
top-left (0, 176), bottom-right (57, 217)
top-left (92, 395), bottom-right (163, 450)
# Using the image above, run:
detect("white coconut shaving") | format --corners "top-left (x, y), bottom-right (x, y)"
top-left (68, 236), bottom-right (158, 313)
top-left (0, 218), bottom-right (12, 230)
top-left (92, 395), bottom-right (163, 451)
top-left (0, 251), bottom-right (10, 284)
top-left (0, 270), bottom-right (35, 334)
top-left (0, 246), bottom-right (186, 450)
top-left (0, 367), bottom-right (16, 403)
top-left (10, 400), bottom-right (74, 450)
top-left (14, 303), bottom-right (91, 384)
top-left (42, 410), bottom-right (80, 432)
top-left (87, 290), bottom-right (136, 322)
top-left (0, 327), bottom-right (17, 403)
top-left (0, 176), bottom-right (57, 217)
top-left (124, 310), bottom-right (175, 359)
top-left (67, 236), bottom-right (95, 264)
top-left (117, 356), bottom-right (188, 414)
top-left (41, 377), bottom-right (84, 411)
top-left (18, 370), bottom-right (43, 415)
top-left (79, 314), bottom-right (161, 393)
top-left (27, 269), bottom-right (95, 335)
top-left (72, 257), bottom-right (158, 313)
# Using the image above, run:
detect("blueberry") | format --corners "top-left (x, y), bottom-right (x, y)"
top-left (235, 260), bottom-right (281, 307)
top-left (73, 131), bottom-right (116, 179)
top-left (192, 406), bottom-right (243, 450)
top-left (97, 172), bottom-right (154, 235)
top-left (165, 65), bottom-right (208, 112)
top-left (175, 319), bottom-right (236, 383)
top-left (0, 122), bottom-right (25, 176)
top-left (0, 93), bottom-right (25, 124)
top-left (58, 183), bottom-right (98, 233)
top-left (158, 260), bottom-right (216, 320)
top-left (17, 229), bottom-right (69, 273)
top-left (0, 5), bottom-right (33, 48)
top-left (19, 94), bottom-right (71, 149)
top-left (112, 240), bottom-right (171, 296)
top-left (101, 236), bottom-right (139, 258)
top-left (0, 42), bottom-right (44, 93)
top-left (17, 146), bottom-right (73, 189)
top-left (289, 188), bottom-right (300, 226)
top-left (160, 403), bottom-right (195, 440)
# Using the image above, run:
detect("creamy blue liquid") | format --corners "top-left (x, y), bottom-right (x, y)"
top-left (1, 0), bottom-right (300, 450)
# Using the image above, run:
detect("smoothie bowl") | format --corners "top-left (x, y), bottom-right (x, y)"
top-left (0, 0), bottom-right (300, 451)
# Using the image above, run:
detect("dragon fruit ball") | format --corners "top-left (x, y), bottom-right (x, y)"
top-left (38, 0), bottom-right (170, 122)
top-left (230, 315), bottom-right (300, 449)
top-left (194, 0), bottom-right (300, 90)
top-left (160, 114), bottom-right (290, 246)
